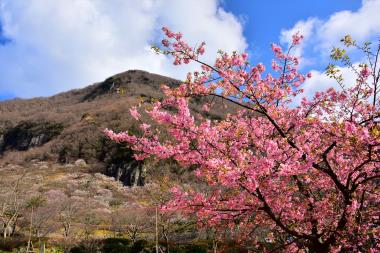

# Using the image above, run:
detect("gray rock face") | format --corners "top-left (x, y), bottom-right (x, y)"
top-left (107, 160), bottom-right (146, 187)
top-left (29, 134), bottom-right (46, 147)
top-left (0, 121), bottom-right (63, 153)
top-left (74, 159), bottom-right (87, 167)
top-left (0, 134), bottom-right (4, 153)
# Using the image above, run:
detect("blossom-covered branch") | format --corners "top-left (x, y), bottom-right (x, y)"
top-left (106, 28), bottom-right (380, 252)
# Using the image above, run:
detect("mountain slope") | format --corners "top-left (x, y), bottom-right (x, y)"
top-left (0, 69), bottom-right (236, 186)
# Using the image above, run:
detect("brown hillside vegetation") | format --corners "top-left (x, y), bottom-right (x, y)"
top-left (0, 70), bottom-right (245, 253)
top-left (0, 69), bottom-right (237, 185)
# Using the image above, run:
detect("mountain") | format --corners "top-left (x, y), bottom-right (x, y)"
top-left (0, 69), bottom-right (235, 187)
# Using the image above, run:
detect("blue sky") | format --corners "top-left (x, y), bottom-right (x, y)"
top-left (0, 0), bottom-right (379, 101)
top-left (223, 0), bottom-right (361, 62)
top-left (0, 23), bottom-right (11, 44)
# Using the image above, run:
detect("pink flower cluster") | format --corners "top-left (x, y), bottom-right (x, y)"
top-left (292, 32), bottom-right (304, 45)
top-left (106, 28), bottom-right (380, 252)
top-left (160, 27), bottom-right (206, 65)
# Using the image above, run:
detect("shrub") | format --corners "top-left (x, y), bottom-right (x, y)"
top-left (70, 245), bottom-right (87, 253)
top-left (129, 239), bottom-right (148, 253)
top-left (101, 238), bottom-right (131, 253)
top-left (0, 237), bottom-right (27, 251)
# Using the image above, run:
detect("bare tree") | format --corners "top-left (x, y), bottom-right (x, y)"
top-left (25, 195), bottom-right (44, 253)
top-left (109, 205), bottom-right (152, 242)
top-left (124, 207), bottom-right (151, 243)
top-left (0, 173), bottom-right (26, 239)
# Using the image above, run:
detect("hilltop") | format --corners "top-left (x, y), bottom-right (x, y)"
top-left (0, 70), bottom-right (241, 252)
top-left (0, 69), bottom-right (235, 186)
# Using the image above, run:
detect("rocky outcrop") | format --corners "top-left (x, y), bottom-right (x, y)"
top-left (106, 160), bottom-right (146, 187)
top-left (0, 134), bottom-right (4, 153)
top-left (74, 159), bottom-right (87, 167)
top-left (0, 69), bottom-right (238, 188)
top-left (0, 121), bottom-right (64, 153)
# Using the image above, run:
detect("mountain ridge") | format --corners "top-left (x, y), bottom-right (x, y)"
top-left (0, 69), bottom-right (236, 187)
top-left (0, 69), bottom-right (182, 186)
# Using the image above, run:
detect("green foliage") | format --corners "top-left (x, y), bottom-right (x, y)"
top-left (325, 64), bottom-right (344, 86)
top-left (182, 244), bottom-right (208, 253)
top-left (327, 34), bottom-right (377, 89)
top-left (58, 145), bottom-right (70, 163)
top-left (341, 35), bottom-right (355, 47)
top-left (0, 237), bottom-right (27, 252)
top-left (330, 47), bottom-right (346, 61)
top-left (101, 238), bottom-right (131, 253)
top-left (48, 247), bottom-right (64, 253)
top-left (130, 240), bottom-right (149, 253)
top-left (70, 245), bottom-right (87, 253)
top-left (169, 243), bottom-right (208, 253)
top-left (26, 195), bottom-right (45, 209)
top-left (100, 238), bottom-right (150, 253)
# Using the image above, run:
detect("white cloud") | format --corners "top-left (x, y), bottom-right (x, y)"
top-left (0, 0), bottom-right (247, 98)
top-left (293, 66), bottom-right (359, 106)
top-left (279, 18), bottom-right (320, 69)
top-left (281, 0), bottom-right (380, 54)
top-left (280, 18), bottom-right (317, 52)
top-left (318, 0), bottom-right (380, 49)
top-left (281, 0), bottom-right (380, 103)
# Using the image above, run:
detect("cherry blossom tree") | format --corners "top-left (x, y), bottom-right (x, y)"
top-left (106, 28), bottom-right (380, 252)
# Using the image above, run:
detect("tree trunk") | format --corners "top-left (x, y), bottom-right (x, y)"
top-left (308, 242), bottom-right (330, 253)
top-left (3, 222), bottom-right (14, 238)
top-left (213, 240), bottom-right (218, 253)
top-left (26, 207), bottom-right (34, 253)
top-left (39, 240), bottom-right (45, 253)
top-left (11, 217), bottom-right (18, 236)
top-left (155, 207), bottom-right (159, 253)
top-left (115, 166), bottom-right (121, 181)
top-left (132, 167), bottom-right (140, 187)
top-left (63, 222), bottom-right (70, 238)
top-left (164, 234), bottom-right (169, 253)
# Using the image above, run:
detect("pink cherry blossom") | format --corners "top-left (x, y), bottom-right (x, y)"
top-left (292, 32), bottom-right (304, 45)
top-left (360, 65), bottom-right (371, 79)
top-left (129, 106), bottom-right (140, 120)
top-left (161, 39), bottom-right (170, 47)
top-left (106, 28), bottom-right (380, 252)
